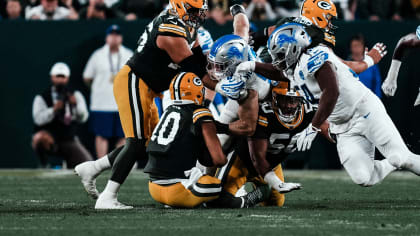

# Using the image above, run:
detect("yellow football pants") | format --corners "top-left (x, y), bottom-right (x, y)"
top-left (113, 65), bottom-right (160, 140)
top-left (149, 175), bottom-right (221, 208)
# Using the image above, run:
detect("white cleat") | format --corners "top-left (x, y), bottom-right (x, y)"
top-left (74, 161), bottom-right (100, 200)
top-left (95, 192), bottom-right (133, 210)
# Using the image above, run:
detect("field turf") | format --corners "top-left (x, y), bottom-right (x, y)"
top-left (0, 169), bottom-right (420, 236)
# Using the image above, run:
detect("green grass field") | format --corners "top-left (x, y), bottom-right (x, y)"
top-left (1, 169), bottom-right (420, 236)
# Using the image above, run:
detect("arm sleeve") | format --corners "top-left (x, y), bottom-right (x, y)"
top-left (83, 52), bottom-right (96, 80)
top-left (73, 91), bottom-right (89, 123)
top-left (32, 95), bottom-right (55, 126)
top-left (193, 107), bottom-right (214, 135)
top-left (373, 65), bottom-right (382, 98)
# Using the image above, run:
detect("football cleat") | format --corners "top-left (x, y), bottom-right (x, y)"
top-left (74, 161), bottom-right (100, 200)
top-left (95, 192), bottom-right (133, 210)
top-left (243, 184), bottom-right (270, 208)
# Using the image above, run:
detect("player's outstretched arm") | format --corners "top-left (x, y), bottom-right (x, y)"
top-left (226, 90), bottom-right (259, 136)
top-left (235, 61), bottom-right (289, 82)
top-left (231, 4), bottom-right (249, 41)
top-left (342, 43), bottom-right (387, 74)
top-left (202, 122), bottom-right (227, 167)
top-left (382, 33), bottom-right (420, 97)
top-left (296, 62), bottom-right (339, 151)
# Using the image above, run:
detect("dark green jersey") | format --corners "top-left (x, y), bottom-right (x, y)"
top-left (259, 17), bottom-right (336, 63)
top-left (126, 10), bottom-right (195, 93)
top-left (240, 101), bottom-right (315, 168)
top-left (144, 104), bottom-right (214, 179)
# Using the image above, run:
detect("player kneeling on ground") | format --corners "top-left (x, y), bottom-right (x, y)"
top-left (144, 72), bottom-right (228, 208)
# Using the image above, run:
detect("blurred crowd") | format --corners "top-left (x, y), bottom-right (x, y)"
top-left (0, 0), bottom-right (419, 22)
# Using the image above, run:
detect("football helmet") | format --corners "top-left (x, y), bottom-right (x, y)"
top-left (169, 0), bottom-right (208, 28)
top-left (207, 34), bottom-right (249, 81)
top-left (272, 82), bottom-right (305, 124)
top-left (267, 23), bottom-right (312, 70)
top-left (300, 0), bottom-right (337, 32)
top-left (169, 72), bottom-right (205, 105)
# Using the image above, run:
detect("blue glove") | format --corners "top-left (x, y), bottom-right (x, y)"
top-left (197, 27), bottom-right (214, 54)
top-left (215, 76), bottom-right (246, 100)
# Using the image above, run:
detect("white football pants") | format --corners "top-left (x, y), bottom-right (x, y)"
top-left (336, 92), bottom-right (420, 186)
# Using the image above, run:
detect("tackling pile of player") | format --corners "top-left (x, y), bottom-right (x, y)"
top-left (75, 0), bottom-right (420, 209)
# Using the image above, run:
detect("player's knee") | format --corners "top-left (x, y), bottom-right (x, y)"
top-left (350, 171), bottom-right (372, 187)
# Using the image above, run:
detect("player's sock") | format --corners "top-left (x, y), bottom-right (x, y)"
top-left (102, 180), bottom-right (121, 196)
top-left (109, 138), bottom-right (145, 184)
top-left (106, 145), bottom-right (124, 166)
top-left (205, 191), bottom-right (244, 208)
top-left (94, 155), bottom-right (111, 171)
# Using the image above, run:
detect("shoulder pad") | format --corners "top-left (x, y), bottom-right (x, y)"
top-left (158, 15), bottom-right (188, 38)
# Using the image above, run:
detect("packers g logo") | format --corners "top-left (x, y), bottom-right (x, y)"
top-left (317, 1), bottom-right (332, 10)
top-left (193, 77), bottom-right (202, 86)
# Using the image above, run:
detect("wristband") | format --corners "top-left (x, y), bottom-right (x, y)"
top-left (363, 55), bottom-right (374, 68)
top-left (214, 121), bottom-right (230, 134)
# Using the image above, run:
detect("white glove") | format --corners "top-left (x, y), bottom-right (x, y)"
top-left (414, 88), bottom-right (420, 106)
top-left (215, 75), bottom-right (247, 100)
top-left (182, 167), bottom-right (204, 189)
top-left (235, 61), bottom-right (256, 75)
top-left (382, 60), bottom-right (401, 97)
top-left (264, 171), bottom-right (301, 193)
top-left (296, 123), bottom-right (319, 151)
top-left (197, 27), bottom-right (213, 54)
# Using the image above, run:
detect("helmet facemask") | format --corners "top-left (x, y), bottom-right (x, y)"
top-left (183, 2), bottom-right (207, 28)
top-left (206, 57), bottom-right (239, 81)
top-left (272, 91), bottom-right (304, 123)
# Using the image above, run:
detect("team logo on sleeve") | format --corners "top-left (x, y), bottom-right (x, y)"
top-left (307, 50), bottom-right (329, 73)
top-left (317, 1), bottom-right (332, 10)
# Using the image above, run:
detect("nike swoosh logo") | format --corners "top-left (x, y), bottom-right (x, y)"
top-left (363, 112), bottom-right (371, 119)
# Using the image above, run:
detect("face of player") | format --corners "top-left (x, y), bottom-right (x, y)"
top-left (106, 33), bottom-right (122, 49)
top-left (51, 75), bottom-right (69, 87)
top-left (273, 94), bottom-right (303, 122)
top-left (42, 0), bottom-right (58, 13)
top-left (350, 39), bottom-right (365, 61)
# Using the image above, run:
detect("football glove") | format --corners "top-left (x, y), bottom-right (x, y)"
top-left (296, 123), bottom-right (320, 151)
top-left (382, 59), bottom-right (402, 97)
top-left (215, 75), bottom-right (247, 101)
top-left (264, 171), bottom-right (301, 193)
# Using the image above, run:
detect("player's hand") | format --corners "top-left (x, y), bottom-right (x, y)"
top-left (414, 89), bottom-right (420, 106)
top-left (366, 43), bottom-right (387, 65)
top-left (53, 101), bottom-right (64, 113)
top-left (296, 123), bottom-right (319, 151)
top-left (197, 28), bottom-right (213, 54)
top-left (235, 61), bottom-right (256, 76)
top-left (273, 182), bottom-right (302, 193)
top-left (382, 76), bottom-right (398, 97)
top-left (264, 171), bottom-right (301, 193)
top-left (215, 75), bottom-right (246, 100)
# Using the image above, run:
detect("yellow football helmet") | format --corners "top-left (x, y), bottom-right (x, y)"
top-left (272, 82), bottom-right (305, 125)
top-left (169, 0), bottom-right (208, 28)
top-left (169, 72), bottom-right (205, 106)
top-left (301, 0), bottom-right (337, 32)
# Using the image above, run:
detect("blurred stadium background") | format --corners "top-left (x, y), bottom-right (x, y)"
top-left (0, 0), bottom-right (419, 169)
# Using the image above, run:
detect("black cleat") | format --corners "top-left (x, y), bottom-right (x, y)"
top-left (243, 184), bottom-right (270, 208)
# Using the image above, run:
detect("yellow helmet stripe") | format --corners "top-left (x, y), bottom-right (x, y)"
top-left (172, 72), bottom-right (186, 100)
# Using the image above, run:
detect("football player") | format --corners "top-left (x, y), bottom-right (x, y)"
top-left (145, 72), bottom-right (269, 208)
top-left (217, 83), bottom-right (315, 207)
top-left (381, 25), bottom-right (420, 105)
top-left (264, 24), bottom-right (420, 187)
top-left (75, 0), bottom-right (210, 209)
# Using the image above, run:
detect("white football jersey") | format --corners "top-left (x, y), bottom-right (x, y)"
top-left (292, 45), bottom-right (370, 133)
